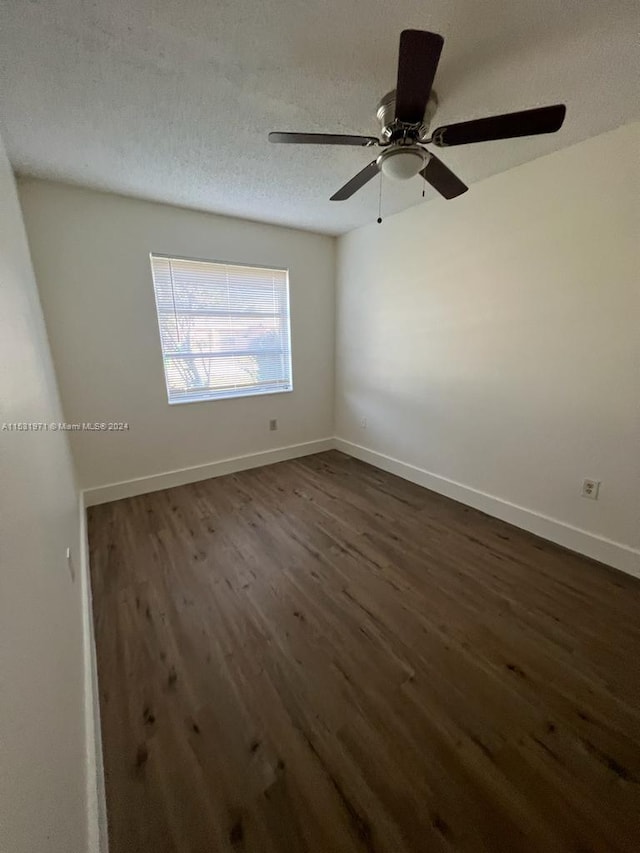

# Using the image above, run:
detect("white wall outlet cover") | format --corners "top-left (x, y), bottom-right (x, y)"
top-left (360, 418), bottom-right (367, 429)
top-left (581, 479), bottom-right (601, 500)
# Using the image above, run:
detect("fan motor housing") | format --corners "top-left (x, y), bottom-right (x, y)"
top-left (377, 89), bottom-right (438, 142)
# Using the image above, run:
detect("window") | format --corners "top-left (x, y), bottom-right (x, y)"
top-left (150, 254), bottom-right (293, 404)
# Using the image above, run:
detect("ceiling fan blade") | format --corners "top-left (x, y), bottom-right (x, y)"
top-left (431, 104), bottom-right (566, 147)
top-left (330, 160), bottom-right (380, 201)
top-left (395, 30), bottom-right (444, 125)
top-left (420, 154), bottom-right (468, 199)
top-left (269, 132), bottom-right (378, 146)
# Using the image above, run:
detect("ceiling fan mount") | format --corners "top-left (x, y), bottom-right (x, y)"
top-left (268, 29), bottom-right (566, 204)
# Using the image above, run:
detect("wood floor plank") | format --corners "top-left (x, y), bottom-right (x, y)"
top-left (88, 451), bottom-right (640, 852)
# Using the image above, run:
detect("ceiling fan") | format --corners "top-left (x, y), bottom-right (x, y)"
top-left (268, 30), bottom-right (566, 203)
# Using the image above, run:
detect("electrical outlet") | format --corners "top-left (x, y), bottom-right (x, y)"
top-left (66, 546), bottom-right (75, 581)
top-left (581, 479), bottom-right (600, 500)
top-left (360, 417), bottom-right (367, 429)
top-left (269, 419), bottom-right (278, 431)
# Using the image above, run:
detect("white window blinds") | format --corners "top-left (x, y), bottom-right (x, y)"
top-left (150, 254), bottom-right (293, 404)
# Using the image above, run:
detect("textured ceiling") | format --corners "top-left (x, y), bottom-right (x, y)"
top-left (1, 0), bottom-right (638, 235)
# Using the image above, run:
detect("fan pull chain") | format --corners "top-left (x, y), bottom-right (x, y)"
top-left (377, 172), bottom-right (383, 224)
top-left (422, 169), bottom-right (426, 197)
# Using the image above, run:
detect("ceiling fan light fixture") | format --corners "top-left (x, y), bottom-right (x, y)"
top-left (377, 146), bottom-right (426, 181)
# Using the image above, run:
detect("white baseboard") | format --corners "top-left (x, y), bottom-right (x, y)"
top-left (78, 496), bottom-right (109, 852)
top-left (334, 437), bottom-right (640, 579)
top-left (83, 438), bottom-right (334, 506)
top-left (80, 435), bottom-right (639, 579)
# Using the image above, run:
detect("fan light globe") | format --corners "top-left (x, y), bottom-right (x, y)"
top-left (377, 147), bottom-right (425, 181)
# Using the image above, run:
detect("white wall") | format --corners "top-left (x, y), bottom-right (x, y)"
top-left (18, 181), bottom-right (335, 491)
top-left (336, 123), bottom-right (640, 572)
top-left (0, 134), bottom-right (89, 851)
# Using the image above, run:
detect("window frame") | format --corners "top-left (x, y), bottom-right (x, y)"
top-left (149, 252), bottom-right (294, 406)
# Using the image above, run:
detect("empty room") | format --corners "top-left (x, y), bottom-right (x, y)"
top-left (1, 1), bottom-right (639, 851)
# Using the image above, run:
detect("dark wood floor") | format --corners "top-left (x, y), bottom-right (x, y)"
top-left (88, 451), bottom-right (640, 853)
